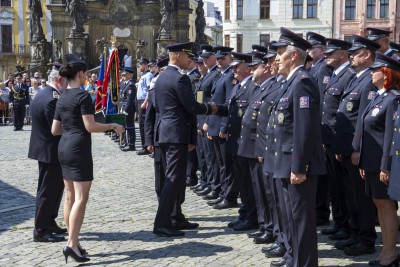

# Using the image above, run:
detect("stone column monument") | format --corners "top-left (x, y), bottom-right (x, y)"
top-left (65, 0), bottom-right (89, 60)
top-left (156, 0), bottom-right (175, 56)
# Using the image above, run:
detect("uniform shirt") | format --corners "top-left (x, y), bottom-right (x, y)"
top-left (137, 71), bottom-right (154, 100)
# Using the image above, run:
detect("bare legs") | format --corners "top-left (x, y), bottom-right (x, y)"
top-left (63, 179), bottom-right (92, 256)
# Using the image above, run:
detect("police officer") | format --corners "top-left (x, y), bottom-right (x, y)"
top-left (266, 27), bottom-right (326, 267)
top-left (390, 41), bottom-right (400, 58)
top-left (333, 35), bottom-right (379, 256)
top-left (367, 28), bottom-right (398, 59)
top-left (153, 42), bottom-right (213, 237)
top-left (28, 68), bottom-right (67, 242)
top-left (120, 67), bottom-right (137, 152)
top-left (9, 75), bottom-right (29, 131)
top-left (319, 39), bottom-right (355, 240)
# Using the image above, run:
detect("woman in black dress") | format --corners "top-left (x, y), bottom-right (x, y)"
top-left (51, 54), bottom-right (124, 263)
top-left (352, 52), bottom-right (400, 267)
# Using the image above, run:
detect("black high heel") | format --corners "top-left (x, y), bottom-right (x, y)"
top-left (373, 254), bottom-right (400, 267)
top-left (78, 246), bottom-right (87, 255)
top-left (62, 246), bottom-right (90, 263)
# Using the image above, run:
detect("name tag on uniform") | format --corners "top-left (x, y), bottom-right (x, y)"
top-left (299, 96), bottom-right (309, 108)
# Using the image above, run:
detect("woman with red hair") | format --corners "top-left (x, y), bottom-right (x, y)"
top-left (352, 52), bottom-right (400, 267)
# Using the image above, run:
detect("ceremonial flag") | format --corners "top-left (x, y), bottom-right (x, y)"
top-left (94, 52), bottom-right (106, 113)
top-left (103, 49), bottom-right (120, 115)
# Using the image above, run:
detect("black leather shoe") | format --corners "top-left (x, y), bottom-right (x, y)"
top-left (368, 259), bottom-right (380, 266)
top-left (196, 187), bottom-right (212, 196)
top-left (334, 238), bottom-right (357, 250)
top-left (248, 227), bottom-right (265, 238)
top-left (153, 227), bottom-right (185, 237)
top-left (329, 229), bottom-right (350, 241)
top-left (265, 246), bottom-right (285, 258)
top-left (203, 190), bottom-right (219, 200)
top-left (148, 153), bottom-right (154, 158)
top-left (172, 221), bottom-right (199, 230)
top-left (34, 233), bottom-right (65, 242)
top-left (186, 179), bottom-right (198, 187)
top-left (344, 242), bottom-right (375, 256)
top-left (261, 242), bottom-right (280, 253)
top-left (49, 225), bottom-right (67, 235)
top-left (190, 183), bottom-right (203, 190)
top-left (120, 146), bottom-right (135, 152)
top-left (321, 226), bottom-right (339, 235)
top-left (316, 219), bottom-right (330, 226)
top-left (119, 144), bottom-right (126, 148)
top-left (213, 200), bottom-right (238, 209)
top-left (228, 219), bottom-right (244, 228)
top-left (136, 149), bottom-right (149, 155)
top-left (207, 197), bottom-right (224, 206)
top-left (270, 258), bottom-right (287, 266)
top-left (254, 232), bottom-right (274, 244)
top-left (233, 220), bottom-right (258, 231)
top-left (193, 184), bottom-right (207, 192)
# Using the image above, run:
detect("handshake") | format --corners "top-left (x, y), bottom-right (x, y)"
top-left (208, 102), bottom-right (218, 115)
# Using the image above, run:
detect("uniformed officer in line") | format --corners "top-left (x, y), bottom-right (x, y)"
top-left (333, 35), bottom-right (379, 256)
top-left (367, 28), bottom-right (399, 59)
top-left (264, 27), bottom-right (326, 267)
top-left (120, 67), bottom-right (137, 152)
top-left (153, 42), bottom-right (213, 237)
top-left (212, 52), bottom-right (259, 231)
top-left (237, 46), bottom-right (277, 245)
top-left (9, 75), bottom-right (30, 131)
top-left (203, 46), bottom-right (236, 208)
top-left (390, 41), bottom-right (400, 58)
top-left (194, 45), bottom-right (221, 198)
top-left (319, 39), bottom-right (355, 240)
top-left (28, 68), bottom-right (68, 242)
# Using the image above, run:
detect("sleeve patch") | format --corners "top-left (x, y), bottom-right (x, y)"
top-left (299, 96), bottom-right (309, 108)
top-left (368, 91), bottom-right (376, 100)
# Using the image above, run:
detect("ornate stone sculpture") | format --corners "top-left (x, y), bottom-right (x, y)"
top-left (28, 0), bottom-right (45, 41)
top-left (195, 0), bottom-right (207, 50)
top-left (136, 38), bottom-right (148, 60)
top-left (65, 0), bottom-right (88, 37)
top-left (158, 0), bottom-right (174, 39)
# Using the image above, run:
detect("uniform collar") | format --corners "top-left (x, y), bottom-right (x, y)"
top-left (287, 65), bottom-right (304, 81)
top-left (356, 68), bottom-right (369, 78)
top-left (334, 61), bottom-right (350, 75)
top-left (240, 75), bottom-right (252, 86)
top-left (48, 83), bottom-right (61, 94)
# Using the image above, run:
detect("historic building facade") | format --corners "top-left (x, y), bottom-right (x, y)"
top-left (204, 0), bottom-right (223, 46)
top-left (333, 0), bottom-right (400, 42)
top-left (221, 0), bottom-right (334, 52)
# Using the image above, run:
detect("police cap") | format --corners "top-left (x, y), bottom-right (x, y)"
top-left (369, 52), bottom-right (400, 72)
top-left (265, 41), bottom-right (277, 58)
top-left (148, 59), bottom-right (157, 66)
top-left (249, 51), bottom-right (267, 66)
top-left (167, 42), bottom-right (195, 56)
top-left (65, 54), bottom-right (87, 67)
top-left (252, 44), bottom-right (268, 54)
top-left (230, 52), bottom-right (253, 66)
top-left (199, 44), bottom-right (215, 57)
top-left (306, 32), bottom-right (326, 46)
top-left (390, 42), bottom-right (400, 52)
top-left (275, 27), bottom-right (312, 51)
top-left (213, 46), bottom-right (234, 59)
top-left (367, 27), bottom-right (392, 41)
top-left (121, 67), bottom-right (134, 75)
top-left (323, 38), bottom-right (352, 54)
top-left (349, 35), bottom-right (381, 52)
top-left (156, 56), bottom-right (169, 68)
top-left (138, 57), bottom-right (149, 65)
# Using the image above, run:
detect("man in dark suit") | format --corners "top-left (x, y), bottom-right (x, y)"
top-left (9, 75), bottom-right (29, 131)
top-left (319, 39), bottom-right (355, 240)
top-left (153, 42), bottom-right (213, 237)
top-left (120, 67), bottom-right (137, 151)
top-left (266, 27), bottom-right (326, 267)
top-left (28, 68), bottom-right (67, 242)
top-left (333, 35), bottom-right (379, 256)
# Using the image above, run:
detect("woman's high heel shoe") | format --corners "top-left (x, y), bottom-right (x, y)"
top-left (78, 246), bottom-right (87, 256)
top-left (373, 254), bottom-right (400, 267)
top-left (62, 246), bottom-right (90, 263)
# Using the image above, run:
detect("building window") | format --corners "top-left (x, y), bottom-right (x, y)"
top-left (1, 25), bottom-right (12, 53)
top-left (260, 34), bottom-right (270, 47)
top-left (380, 0), bottom-right (389, 18)
top-left (260, 0), bottom-right (270, 19)
top-left (307, 0), bottom-right (317, 18)
top-left (225, 34), bottom-right (230, 47)
top-left (293, 0), bottom-right (303, 19)
top-left (225, 0), bottom-right (230, 20)
top-left (237, 34), bottom-right (243, 52)
top-left (345, 0), bottom-right (356, 20)
top-left (0, 0), bottom-right (11, 6)
top-left (367, 0), bottom-right (376, 18)
top-left (237, 0), bottom-right (243, 20)
top-left (344, 35), bottom-right (352, 43)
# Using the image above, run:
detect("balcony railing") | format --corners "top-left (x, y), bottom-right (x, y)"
top-left (0, 44), bottom-right (29, 54)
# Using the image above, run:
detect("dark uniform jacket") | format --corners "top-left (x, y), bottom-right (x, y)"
top-left (238, 76), bottom-right (277, 158)
top-left (155, 65), bottom-right (210, 144)
top-left (207, 67), bottom-right (234, 136)
top-left (334, 68), bottom-right (378, 156)
top-left (321, 63), bottom-right (355, 145)
top-left (388, 101), bottom-right (400, 200)
top-left (123, 79), bottom-right (137, 115)
top-left (9, 83), bottom-right (29, 106)
top-left (28, 86), bottom-right (61, 164)
top-left (352, 90), bottom-right (400, 172)
top-left (120, 80), bottom-right (129, 102)
top-left (271, 66), bottom-right (326, 178)
top-left (310, 58), bottom-right (334, 93)
top-left (188, 68), bottom-right (201, 92)
top-left (195, 65), bottom-right (220, 130)
top-left (144, 84), bottom-right (160, 147)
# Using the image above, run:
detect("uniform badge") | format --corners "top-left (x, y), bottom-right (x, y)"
top-left (323, 76), bottom-right (330, 84)
top-left (278, 113), bottom-right (284, 125)
top-left (367, 91), bottom-right (376, 100)
top-left (238, 108), bottom-right (243, 117)
top-left (52, 91), bottom-right (60, 99)
top-left (346, 102), bottom-right (353, 112)
top-left (128, 90), bottom-right (131, 94)
top-left (299, 96), bottom-right (309, 109)
top-left (371, 108), bottom-right (380, 117)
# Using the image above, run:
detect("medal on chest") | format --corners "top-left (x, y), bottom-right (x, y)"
top-left (346, 101), bottom-right (353, 112)
top-left (278, 113), bottom-right (284, 125)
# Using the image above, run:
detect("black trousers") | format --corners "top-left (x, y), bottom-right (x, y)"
top-left (153, 146), bottom-right (165, 201)
top-left (136, 99), bottom-right (146, 149)
top-left (266, 173), bottom-right (285, 246)
top-left (13, 104), bottom-right (25, 130)
top-left (206, 137), bottom-right (220, 189)
top-left (195, 133), bottom-right (208, 184)
top-left (186, 149), bottom-right (198, 183)
top-left (222, 151), bottom-right (239, 202)
top-left (213, 136), bottom-right (227, 197)
top-left (124, 112), bottom-right (136, 149)
top-left (236, 155), bottom-right (257, 223)
top-left (34, 162), bottom-right (64, 238)
top-left (155, 143), bottom-right (188, 228)
top-left (341, 156), bottom-right (376, 247)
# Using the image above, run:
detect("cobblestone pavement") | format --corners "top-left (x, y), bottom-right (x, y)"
top-left (0, 125), bottom-right (398, 266)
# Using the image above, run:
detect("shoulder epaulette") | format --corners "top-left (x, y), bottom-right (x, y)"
top-left (390, 89), bottom-right (400, 97)
top-left (296, 70), bottom-right (308, 79)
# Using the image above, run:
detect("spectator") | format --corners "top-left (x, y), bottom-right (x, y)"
top-left (29, 78), bottom-right (41, 102)
top-left (84, 78), bottom-right (96, 103)
top-left (33, 72), bottom-right (42, 80)
top-left (39, 79), bottom-right (47, 90)
top-left (0, 82), bottom-right (10, 125)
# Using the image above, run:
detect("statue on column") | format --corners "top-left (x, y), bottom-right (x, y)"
top-left (194, 0), bottom-right (208, 50)
top-left (28, 0), bottom-right (45, 41)
top-left (158, 0), bottom-right (174, 39)
top-left (65, 0), bottom-right (88, 37)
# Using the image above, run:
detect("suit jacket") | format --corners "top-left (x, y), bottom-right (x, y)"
top-left (271, 67), bottom-right (326, 178)
top-left (389, 101), bottom-right (400, 200)
top-left (188, 68), bottom-right (201, 92)
top-left (334, 69), bottom-right (378, 156)
top-left (120, 80), bottom-right (129, 102)
top-left (207, 67), bottom-right (234, 136)
top-left (237, 76), bottom-right (276, 158)
top-left (9, 83), bottom-right (30, 106)
top-left (155, 65), bottom-right (210, 144)
top-left (321, 64), bottom-right (355, 145)
top-left (352, 90), bottom-right (399, 172)
top-left (195, 65), bottom-right (220, 130)
top-left (123, 79), bottom-right (137, 115)
top-left (144, 86), bottom-right (160, 147)
top-left (28, 86), bottom-right (61, 164)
